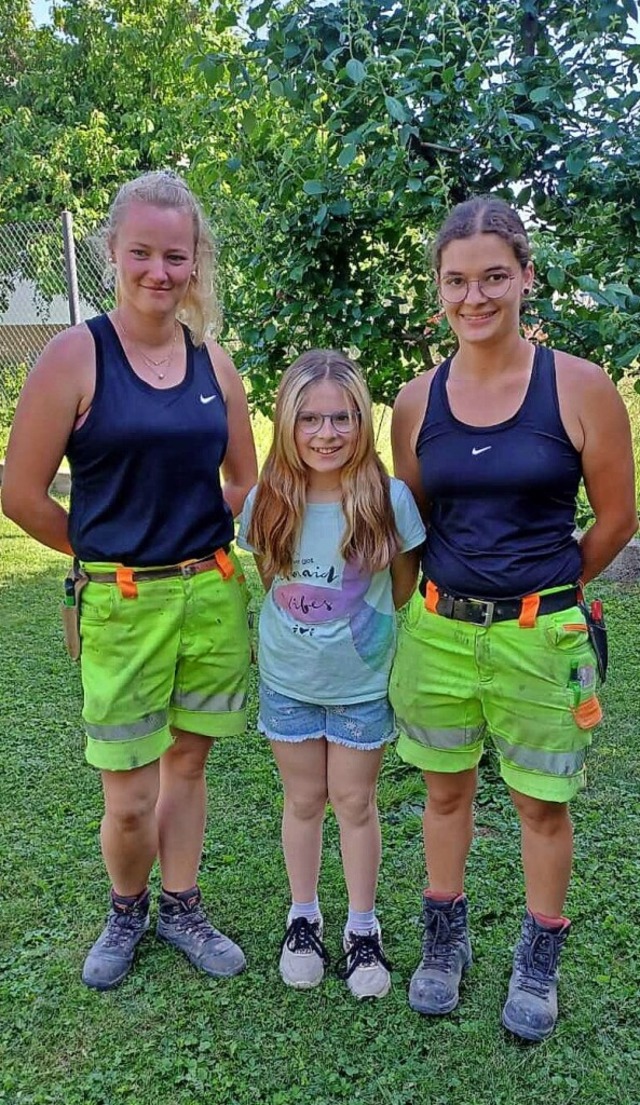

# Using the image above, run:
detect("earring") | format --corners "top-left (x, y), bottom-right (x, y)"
top-left (523, 288), bottom-right (531, 297)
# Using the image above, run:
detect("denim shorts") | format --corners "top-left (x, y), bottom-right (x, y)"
top-left (258, 682), bottom-right (395, 750)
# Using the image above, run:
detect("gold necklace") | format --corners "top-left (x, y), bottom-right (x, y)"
top-left (116, 315), bottom-right (178, 380)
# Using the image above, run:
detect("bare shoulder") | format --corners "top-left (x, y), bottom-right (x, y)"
top-left (553, 348), bottom-right (616, 399)
top-left (23, 323), bottom-right (95, 408)
top-left (392, 367), bottom-right (438, 441)
top-left (204, 338), bottom-right (243, 401)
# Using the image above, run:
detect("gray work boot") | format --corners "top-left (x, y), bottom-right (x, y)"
top-left (409, 894), bottom-right (472, 1015)
top-left (337, 922), bottom-right (392, 1000)
top-left (502, 911), bottom-right (570, 1042)
top-left (82, 889), bottom-right (150, 991)
top-left (156, 887), bottom-right (246, 978)
top-left (279, 916), bottom-right (329, 989)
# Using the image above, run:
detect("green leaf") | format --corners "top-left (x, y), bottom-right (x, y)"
top-left (512, 114), bottom-right (537, 131)
top-left (384, 95), bottom-right (409, 123)
top-left (337, 144), bottom-right (357, 168)
top-left (345, 58), bottom-right (366, 84)
top-left (616, 343), bottom-right (640, 367)
top-left (302, 179), bottom-right (327, 195)
top-left (547, 266), bottom-right (565, 290)
top-left (530, 85), bottom-right (552, 103)
top-left (313, 203), bottom-right (328, 225)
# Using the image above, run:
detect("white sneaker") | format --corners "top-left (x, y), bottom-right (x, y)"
top-left (279, 916), bottom-right (329, 989)
top-left (339, 922), bottom-right (392, 999)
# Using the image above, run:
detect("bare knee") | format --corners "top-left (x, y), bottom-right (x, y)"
top-left (511, 790), bottom-right (571, 836)
top-left (102, 765), bottom-right (158, 835)
top-left (425, 771), bottom-right (476, 818)
top-left (284, 783), bottom-right (328, 822)
top-left (329, 785), bottom-right (377, 829)
top-left (163, 731), bottom-right (211, 782)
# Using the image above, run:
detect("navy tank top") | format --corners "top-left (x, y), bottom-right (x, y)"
top-left (66, 315), bottom-right (234, 566)
top-left (417, 345), bottom-right (583, 599)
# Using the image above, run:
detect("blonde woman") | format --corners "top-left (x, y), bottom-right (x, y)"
top-left (238, 351), bottom-right (425, 999)
top-left (3, 171), bottom-right (257, 989)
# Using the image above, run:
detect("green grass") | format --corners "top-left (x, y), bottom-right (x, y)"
top-left (1, 513), bottom-right (640, 1105)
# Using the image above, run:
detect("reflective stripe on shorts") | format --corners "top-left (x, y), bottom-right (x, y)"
top-left (494, 736), bottom-right (586, 777)
top-left (85, 710), bottom-right (167, 743)
top-left (171, 689), bottom-right (247, 713)
top-left (398, 721), bottom-right (483, 749)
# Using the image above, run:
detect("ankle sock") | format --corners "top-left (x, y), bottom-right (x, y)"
top-left (424, 889), bottom-right (460, 904)
top-left (346, 907), bottom-right (377, 936)
top-left (531, 910), bottom-right (569, 931)
top-left (160, 886), bottom-right (200, 909)
top-left (288, 898), bottom-right (321, 924)
top-left (111, 887), bottom-right (149, 911)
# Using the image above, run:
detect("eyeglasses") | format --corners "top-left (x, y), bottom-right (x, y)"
top-left (438, 272), bottom-right (516, 304)
top-left (295, 410), bottom-right (361, 435)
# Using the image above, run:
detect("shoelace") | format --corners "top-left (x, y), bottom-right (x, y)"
top-left (514, 930), bottom-right (563, 998)
top-left (421, 908), bottom-right (466, 972)
top-left (172, 905), bottom-right (222, 944)
top-left (103, 907), bottom-right (147, 949)
top-left (336, 932), bottom-right (392, 980)
top-left (281, 917), bottom-right (330, 965)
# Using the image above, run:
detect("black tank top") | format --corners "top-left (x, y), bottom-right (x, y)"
top-left (66, 315), bottom-right (234, 566)
top-left (417, 345), bottom-right (583, 599)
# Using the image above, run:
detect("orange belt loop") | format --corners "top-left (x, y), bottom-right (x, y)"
top-left (518, 592), bottom-right (540, 628)
top-left (115, 567), bottom-right (138, 599)
top-left (424, 580), bottom-right (439, 615)
top-left (214, 547), bottom-right (235, 580)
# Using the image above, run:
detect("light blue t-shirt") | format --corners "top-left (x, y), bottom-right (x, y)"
top-left (237, 478), bottom-right (425, 705)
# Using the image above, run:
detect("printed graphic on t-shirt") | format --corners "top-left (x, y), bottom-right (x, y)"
top-left (273, 557), bottom-right (393, 670)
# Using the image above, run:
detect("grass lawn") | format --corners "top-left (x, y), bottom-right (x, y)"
top-left (1, 513), bottom-right (640, 1105)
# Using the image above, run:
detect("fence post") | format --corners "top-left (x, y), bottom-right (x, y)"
top-left (61, 211), bottom-right (81, 326)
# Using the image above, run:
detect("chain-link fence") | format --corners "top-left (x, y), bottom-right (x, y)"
top-left (0, 214), bottom-right (112, 426)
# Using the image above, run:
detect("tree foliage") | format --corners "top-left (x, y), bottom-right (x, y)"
top-left (194, 0), bottom-right (640, 407)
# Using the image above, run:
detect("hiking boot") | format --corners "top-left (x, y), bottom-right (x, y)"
top-left (82, 889), bottom-right (150, 991)
top-left (156, 887), bottom-right (246, 978)
top-left (409, 894), bottom-right (472, 1015)
top-left (502, 911), bottom-right (570, 1042)
top-left (337, 922), bottom-right (392, 1000)
top-left (279, 916), bottom-right (329, 989)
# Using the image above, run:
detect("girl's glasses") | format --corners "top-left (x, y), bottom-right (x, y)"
top-left (296, 410), bottom-right (361, 435)
top-left (438, 272), bottom-right (515, 303)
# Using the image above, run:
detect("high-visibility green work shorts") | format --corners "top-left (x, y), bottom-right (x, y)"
top-left (79, 549), bottom-right (251, 772)
top-left (389, 590), bottom-right (603, 802)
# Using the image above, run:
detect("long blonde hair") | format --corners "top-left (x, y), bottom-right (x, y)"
top-left (247, 350), bottom-right (400, 577)
top-left (103, 170), bottom-right (220, 345)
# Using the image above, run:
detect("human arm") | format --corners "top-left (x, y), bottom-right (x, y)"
top-left (560, 355), bottom-right (638, 583)
top-left (390, 374), bottom-right (432, 522)
top-left (253, 554), bottom-right (275, 593)
top-left (208, 342), bottom-right (258, 518)
top-left (391, 547), bottom-right (421, 608)
top-left (1, 327), bottom-right (94, 555)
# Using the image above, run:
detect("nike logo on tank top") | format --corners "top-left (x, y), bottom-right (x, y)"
top-left (416, 346), bottom-right (582, 599)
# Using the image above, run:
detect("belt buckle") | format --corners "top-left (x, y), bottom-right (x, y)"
top-left (463, 598), bottom-right (495, 627)
top-left (181, 563), bottom-right (197, 578)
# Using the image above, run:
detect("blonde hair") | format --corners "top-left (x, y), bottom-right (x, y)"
top-left (247, 350), bottom-right (400, 578)
top-left (103, 170), bottom-right (220, 345)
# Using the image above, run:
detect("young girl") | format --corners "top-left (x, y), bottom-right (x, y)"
top-left (238, 350), bottom-right (425, 999)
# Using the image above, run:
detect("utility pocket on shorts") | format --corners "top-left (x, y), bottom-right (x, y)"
top-left (79, 584), bottom-right (115, 626)
top-left (543, 607), bottom-right (590, 652)
top-left (567, 663), bottom-right (602, 730)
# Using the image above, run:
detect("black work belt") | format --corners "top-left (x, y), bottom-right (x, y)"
top-left (419, 579), bottom-right (580, 628)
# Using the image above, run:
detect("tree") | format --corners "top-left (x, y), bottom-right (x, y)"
top-left (193, 0), bottom-right (640, 407)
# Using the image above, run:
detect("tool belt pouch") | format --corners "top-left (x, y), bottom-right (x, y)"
top-left (61, 566), bottom-right (88, 661)
top-left (579, 600), bottom-right (608, 683)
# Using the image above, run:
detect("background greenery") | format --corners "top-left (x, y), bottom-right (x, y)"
top-left (1, 0), bottom-right (640, 409)
top-left (1, 511), bottom-right (639, 1105)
